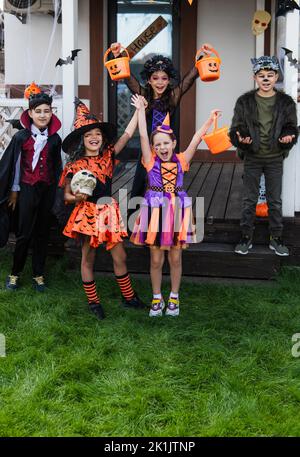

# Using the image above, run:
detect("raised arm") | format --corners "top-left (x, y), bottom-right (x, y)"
top-left (183, 109), bottom-right (221, 164)
top-left (172, 43), bottom-right (214, 106)
top-left (110, 42), bottom-right (144, 95)
top-left (114, 109), bottom-right (138, 155)
top-left (131, 94), bottom-right (152, 165)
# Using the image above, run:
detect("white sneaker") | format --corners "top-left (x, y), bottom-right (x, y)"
top-left (149, 298), bottom-right (165, 317)
top-left (165, 297), bottom-right (180, 316)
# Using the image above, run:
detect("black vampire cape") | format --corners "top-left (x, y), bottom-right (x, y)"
top-left (0, 112), bottom-right (62, 248)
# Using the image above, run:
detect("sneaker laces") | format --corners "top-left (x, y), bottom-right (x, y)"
top-left (168, 298), bottom-right (179, 310)
top-left (151, 299), bottom-right (163, 311)
top-left (33, 276), bottom-right (45, 286)
top-left (8, 275), bottom-right (18, 285)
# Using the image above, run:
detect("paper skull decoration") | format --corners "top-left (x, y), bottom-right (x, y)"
top-left (252, 10), bottom-right (271, 36)
top-left (70, 169), bottom-right (97, 196)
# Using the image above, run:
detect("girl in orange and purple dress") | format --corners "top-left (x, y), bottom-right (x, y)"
top-left (110, 42), bottom-right (214, 200)
top-left (131, 94), bottom-right (221, 318)
top-left (59, 98), bottom-right (146, 319)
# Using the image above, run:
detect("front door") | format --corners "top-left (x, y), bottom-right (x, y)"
top-left (107, 0), bottom-right (179, 154)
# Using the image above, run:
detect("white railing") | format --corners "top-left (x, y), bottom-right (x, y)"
top-left (0, 98), bottom-right (63, 159)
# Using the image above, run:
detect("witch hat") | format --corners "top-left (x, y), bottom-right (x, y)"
top-left (62, 97), bottom-right (117, 153)
top-left (156, 113), bottom-right (173, 134)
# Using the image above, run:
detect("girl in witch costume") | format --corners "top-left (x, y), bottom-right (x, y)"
top-left (131, 94), bottom-right (220, 317)
top-left (0, 83), bottom-right (62, 292)
top-left (110, 42), bottom-right (214, 200)
top-left (59, 98), bottom-right (146, 320)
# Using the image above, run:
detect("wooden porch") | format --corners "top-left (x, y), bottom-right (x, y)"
top-left (64, 158), bottom-right (300, 280)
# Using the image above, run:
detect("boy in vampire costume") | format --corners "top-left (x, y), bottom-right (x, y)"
top-left (0, 83), bottom-right (62, 291)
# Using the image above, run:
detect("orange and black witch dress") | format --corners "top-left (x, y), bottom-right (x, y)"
top-left (131, 152), bottom-right (199, 250)
top-left (59, 146), bottom-right (127, 250)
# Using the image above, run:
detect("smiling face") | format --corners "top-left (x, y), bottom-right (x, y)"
top-left (83, 128), bottom-right (103, 155)
top-left (28, 104), bottom-right (52, 130)
top-left (152, 131), bottom-right (176, 162)
top-left (254, 69), bottom-right (278, 95)
top-left (207, 61), bottom-right (219, 73)
top-left (148, 71), bottom-right (170, 99)
top-left (110, 63), bottom-right (121, 76)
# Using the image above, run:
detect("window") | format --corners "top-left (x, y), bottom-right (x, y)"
top-left (108, 0), bottom-right (178, 151)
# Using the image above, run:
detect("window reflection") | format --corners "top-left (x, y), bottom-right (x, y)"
top-left (116, 0), bottom-right (173, 143)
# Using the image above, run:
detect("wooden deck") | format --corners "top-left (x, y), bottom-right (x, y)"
top-left (63, 160), bottom-right (300, 279)
top-left (112, 161), bottom-right (244, 221)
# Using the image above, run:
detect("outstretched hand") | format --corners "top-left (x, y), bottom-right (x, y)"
top-left (209, 109), bottom-right (222, 122)
top-left (111, 42), bottom-right (121, 57)
top-left (201, 43), bottom-right (214, 55)
top-left (131, 94), bottom-right (147, 110)
top-left (202, 109), bottom-right (222, 135)
top-left (236, 131), bottom-right (253, 144)
top-left (279, 134), bottom-right (295, 144)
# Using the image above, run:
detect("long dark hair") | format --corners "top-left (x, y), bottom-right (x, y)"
top-left (144, 82), bottom-right (175, 113)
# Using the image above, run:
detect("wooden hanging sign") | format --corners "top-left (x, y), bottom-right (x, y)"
top-left (125, 16), bottom-right (168, 59)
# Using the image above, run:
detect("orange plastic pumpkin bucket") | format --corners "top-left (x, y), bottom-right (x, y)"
top-left (104, 46), bottom-right (130, 81)
top-left (195, 47), bottom-right (221, 82)
top-left (202, 116), bottom-right (232, 154)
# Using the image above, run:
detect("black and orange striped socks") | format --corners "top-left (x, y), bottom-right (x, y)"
top-left (83, 280), bottom-right (100, 304)
top-left (115, 273), bottom-right (135, 301)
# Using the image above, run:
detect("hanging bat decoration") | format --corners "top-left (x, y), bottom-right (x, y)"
top-left (6, 119), bottom-right (23, 130)
top-left (55, 49), bottom-right (82, 67)
top-left (281, 47), bottom-right (300, 69)
top-left (276, 0), bottom-right (300, 17)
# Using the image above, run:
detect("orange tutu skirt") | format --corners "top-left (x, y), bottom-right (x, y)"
top-left (63, 198), bottom-right (127, 249)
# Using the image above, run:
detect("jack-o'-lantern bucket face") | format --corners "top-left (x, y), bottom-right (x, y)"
top-left (104, 46), bottom-right (130, 81)
top-left (195, 47), bottom-right (221, 82)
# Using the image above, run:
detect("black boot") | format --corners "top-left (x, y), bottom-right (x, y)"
top-left (89, 303), bottom-right (105, 320)
top-left (122, 294), bottom-right (147, 309)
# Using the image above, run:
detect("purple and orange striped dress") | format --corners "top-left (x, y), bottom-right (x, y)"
top-left (130, 152), bottom-right (200, 250)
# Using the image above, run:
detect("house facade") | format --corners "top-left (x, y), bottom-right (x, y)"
top-left (0, 0), bottom-right (299, 220)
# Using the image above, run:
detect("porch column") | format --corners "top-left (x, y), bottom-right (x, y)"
top-left (61, 0), bottom-right (79, 140)
top-left (282, 2), bottom-right (299, 216)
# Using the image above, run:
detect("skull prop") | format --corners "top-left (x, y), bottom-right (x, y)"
top-left (252, 10), bottom-right (271, 36)
top-left (70, 169), bottom-right (97, 196)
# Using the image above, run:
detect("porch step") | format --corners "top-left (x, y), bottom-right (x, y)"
top-left (66, 242), bottom-right (281, 280)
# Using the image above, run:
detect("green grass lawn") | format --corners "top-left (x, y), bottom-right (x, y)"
top-left (1, 248), bottom-right (300, 437)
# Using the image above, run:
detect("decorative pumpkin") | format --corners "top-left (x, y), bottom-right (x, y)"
top-left (24, 82), bottom-right (42, 100)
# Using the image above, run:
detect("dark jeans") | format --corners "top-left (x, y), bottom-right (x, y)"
top-left (241, 156), bottom-right (283, 238)
top-left (12, 182), bottom-right (56, 277)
